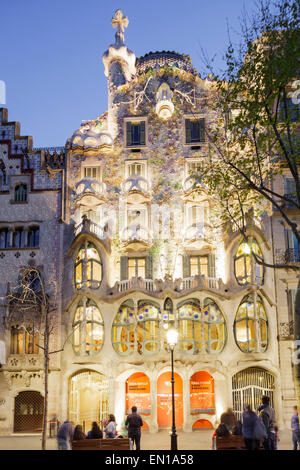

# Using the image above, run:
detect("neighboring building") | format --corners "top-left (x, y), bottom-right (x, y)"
top-left (0, 10), bottom-right (298, 434)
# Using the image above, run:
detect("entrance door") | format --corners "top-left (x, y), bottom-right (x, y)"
top-left (69, 370), bottom-right (109, 431)
top-left (232, 367), bottom-right (275, 422)
top-left (14, 391), bottom-right (44, 433)
top-left (157, 372), bottom-right (183, 429)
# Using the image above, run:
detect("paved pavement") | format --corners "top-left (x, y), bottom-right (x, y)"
top-left (0, 429), bottom-right (295, 450)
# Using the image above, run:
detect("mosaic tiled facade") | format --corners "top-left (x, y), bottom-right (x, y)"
top-left (0, 10), bottom-right (298, 434)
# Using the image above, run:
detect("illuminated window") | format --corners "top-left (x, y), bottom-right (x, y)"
top-left (190, 256), bottom-right (208, 277)
top-left (14, 184), bottom-right (27, 203)
top-left (128, 162), bottom-right (146, 177)
top-left (83, 166), bottom-right (101, 181)
top-left (128, 257), bottom-right (146, 278)
top-left (74, 241), bottom-right (102, 290)
top-left (10, 324), bottom-right (39, 355)
top-left (177, 299), bottom-right (226, 354)
top-left (112, 300), bottom-right (135, 355)
top-left (72, 298), bottom-right (104, 356)
top-left (234, 239), bottom-right (264, 286)
top-left (137, 301), bottom-right (161, 354)
top-left (234, 295), bottom-right (268, 353)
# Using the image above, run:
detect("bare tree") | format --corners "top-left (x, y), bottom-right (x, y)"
top-left (5, 266), bottom-right (64, 450)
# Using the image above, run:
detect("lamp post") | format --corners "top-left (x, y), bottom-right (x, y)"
top-left (166, 326), bottom-right (178, 450)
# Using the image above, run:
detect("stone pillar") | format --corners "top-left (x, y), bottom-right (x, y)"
top-left (108, 375), bottom-right (115, 415)
top-left (149, 374), bottom-right (158, 433)
top-left (183, 369), bottom-right (192, 432)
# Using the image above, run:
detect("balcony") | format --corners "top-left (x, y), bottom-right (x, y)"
top-left (108, 274), bottom-right (224, 296)
top-left (120, 224), bottom-right (152, 250)
top-left (275, 248), bottom-right (300, 264)
top-left (182, 177), bottom-right (208, 202)
top-left (74, 216), bottom-right (105, 240)
top-left (73, 178), bottom-right (107, 207)
top-left (121, 175), bottom-right (151, 203)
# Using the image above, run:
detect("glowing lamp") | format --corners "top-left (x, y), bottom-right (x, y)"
top-left (166, 327), bottom-right (178, 349)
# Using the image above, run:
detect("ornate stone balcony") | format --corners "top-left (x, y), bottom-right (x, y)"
top-left (73, 178), bottom-right (107, 207)
top-left (74, 216), bottom-right (106, 240)
top-left (120, 224), bottom-right (152, 249)
top-left (275, 248), bottom-right (300, 264)
top-left (121, 175), bottom-right (151, 203)
top-left (108, 274), bottom-right (224, 296)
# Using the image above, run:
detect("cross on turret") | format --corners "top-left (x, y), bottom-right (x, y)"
top-left (111, 9), bottom-right (129, 46)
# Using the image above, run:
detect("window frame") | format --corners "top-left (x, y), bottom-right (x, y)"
top-left (124, 117), bottom-right (148, 149)
top-left (184, 115), bottom-right (206, 146)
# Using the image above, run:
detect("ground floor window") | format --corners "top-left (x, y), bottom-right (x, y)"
top-left (157, 371), bottom-right (183, 429)
top-left (14, 391), bottom-right (44, 433)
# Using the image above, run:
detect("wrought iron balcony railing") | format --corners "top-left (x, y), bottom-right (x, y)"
top-left (74, 216), bottom-right (106, 240)
top-left (278, 321), bottom-right (295, 340)
top-left (275, 248), bottom-right (300, 264)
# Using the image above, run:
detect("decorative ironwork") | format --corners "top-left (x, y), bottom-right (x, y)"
top-left (278, 321), bottom-right (295, 339)
top-left (14, 391), bottom-right (44, 433)
top-left (275, 248), bottom-right (300, 264)
top-left (232, 368), bottom-right (275, 423)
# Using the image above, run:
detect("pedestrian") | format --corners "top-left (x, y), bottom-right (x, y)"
top-left (87, 421), bottom-right (103, 439)
top-left (232, 420), bottom-right (243, 436)
top-left (125, 406), bottom-right (143, 451)
top-left (291, 405), bottom-right (300, 450)
top-left (73, 424), bottom-right (86, 440)
top-left (220, 407), bottom-right (237, 431)
top-left (105, 414), bottom-right (117, 438)
top-left (57, 419), bottom-right (74, 450)
top-left (258, 395), bottom-right (276, 450)
top-left (242, 405), bottom-right (262, 451)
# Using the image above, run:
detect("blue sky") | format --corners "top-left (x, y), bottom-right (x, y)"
top-left (0, 0), bottom-right (258, 147)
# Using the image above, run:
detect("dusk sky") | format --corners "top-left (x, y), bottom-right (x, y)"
top-left (1, 0), bottom-right (260, 147)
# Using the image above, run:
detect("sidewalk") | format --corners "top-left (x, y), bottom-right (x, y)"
top-left (0, 429), bottom-right (294, 450)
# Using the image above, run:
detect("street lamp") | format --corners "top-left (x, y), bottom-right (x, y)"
top-left (166, 326), bottom-right (179, 450)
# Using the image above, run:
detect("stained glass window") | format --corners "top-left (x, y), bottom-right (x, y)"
top-left (74, 241), bottom-right (102, 289)
top-left (234, 295), bottom-right (268, 353)
top-left (112, 300), bottom-right (135, 355)
top-left (137, 301), bottom-right (161, 354)
top-left (234, 238), bottom-right (264, 286)
top-left (72, 298), bottom-right (104, 356)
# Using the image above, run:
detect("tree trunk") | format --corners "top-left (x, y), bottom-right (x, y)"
top-left (293, 277), bottom-right (300, 416)
top-left (41, 306), bottom-right (49, 450)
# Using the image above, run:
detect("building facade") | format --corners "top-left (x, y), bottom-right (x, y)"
top-left (0, 10), bottom-right (298, 434)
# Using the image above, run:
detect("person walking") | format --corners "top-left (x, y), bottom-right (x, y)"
top-left (242, 405), bottom-right (261, 451)
top-left (125, 406), bottom-right (143, 451)
top-left (258, 396), bottom-right (276, 450)
top-left (105, 414), bottom-right (117, 438)
top-left (57, 419), bottom-right (74, 450)
top-left (220, 408), bottom-right (237, 431)
top-left (291, 406), bottom-right (300, 450)
top-left (87, 421), bottom-right (103, 439)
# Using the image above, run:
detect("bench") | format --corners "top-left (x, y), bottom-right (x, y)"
top-left (213, 435), bottom-right (276, 450)
top-left (72, 438), bottom-right (131, 450)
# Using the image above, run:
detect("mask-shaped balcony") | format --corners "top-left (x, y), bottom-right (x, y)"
top-left (121, 175), bottom-right (151, 203)
top-left (182, 177), bottom-right (208, 202)
top-left (120, 224), bottom-right (152, 250)
top-left (73, 178), bottom-right (107, 208)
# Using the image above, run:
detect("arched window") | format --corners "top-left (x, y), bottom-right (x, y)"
top-left (74, 241), bottom-right (102, 289)
top-left (203, 298), bottom-right (226, 353)
top-left (234, 295), bottom-right (268, 353)
top-left (137, 301), bottom-right (161, 354)
top-left (15, 183), bottom-right (27, 203)
top-left (177, 299), bottom-right (226, 354)
top-left (234, 239), bottom-right (264, 286)
top-left (72, 298), bottom-right (104, 356)
top-left (112, 300), bottom-right (135, 355)
top-left (10, 324), bottom-right (39, 354)
top-left (177, 300), bottom-right (201, 353)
